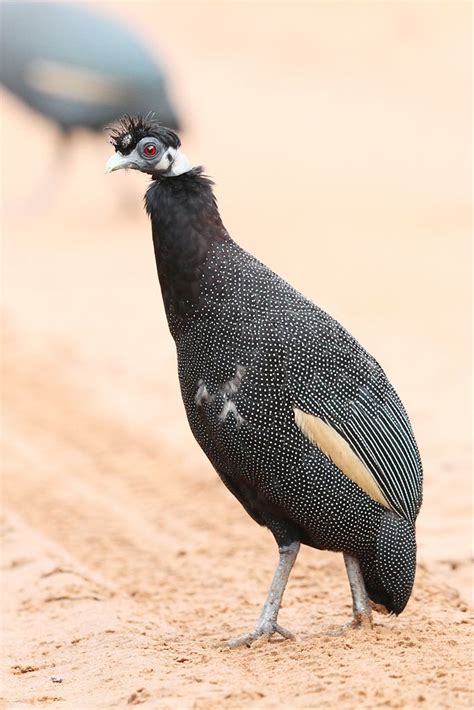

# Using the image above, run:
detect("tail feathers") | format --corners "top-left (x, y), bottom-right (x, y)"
top-left (361, 511), bottom-right (417, 615)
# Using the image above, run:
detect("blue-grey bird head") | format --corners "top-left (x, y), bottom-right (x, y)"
top-left (106, 115), bottom-right (192, 177)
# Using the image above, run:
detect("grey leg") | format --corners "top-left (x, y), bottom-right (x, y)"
top-left (343, 552), bottom-right (373, 626)
top-left (227, 541), bottom-right (300, 648)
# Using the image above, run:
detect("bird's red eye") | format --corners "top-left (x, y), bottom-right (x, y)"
top-left (144, 144), bottom-right (157, 156)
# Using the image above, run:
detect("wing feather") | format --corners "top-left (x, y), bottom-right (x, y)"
top-left (286, 311), bottom-right (423, 523)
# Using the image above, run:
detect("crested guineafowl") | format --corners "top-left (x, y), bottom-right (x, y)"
top-left (0, 3), bottom-right (180, 133)
top-left (106, 115), bottom-right (423, 647)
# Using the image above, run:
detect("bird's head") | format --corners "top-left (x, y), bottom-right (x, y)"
top-left (106, 114), bottom-right (192, 177)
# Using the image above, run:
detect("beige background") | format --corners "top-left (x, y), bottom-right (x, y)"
top-left (2, 2), bottom-right (472, 707)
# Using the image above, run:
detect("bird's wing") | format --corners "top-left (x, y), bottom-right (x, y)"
top-left (284, 308), bottom-right (422, 523)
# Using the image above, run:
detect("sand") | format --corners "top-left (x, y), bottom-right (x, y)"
top-left (1, 2), bottom-right (472, 708)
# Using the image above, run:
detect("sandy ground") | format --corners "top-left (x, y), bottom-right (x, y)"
top-left (1, 2), bottom-right (472, 708)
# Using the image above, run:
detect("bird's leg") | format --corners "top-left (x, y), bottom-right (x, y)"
top-left (343, 552), bottom-right (373, 627)
top-left (227, 541), bottom-right (300, 648)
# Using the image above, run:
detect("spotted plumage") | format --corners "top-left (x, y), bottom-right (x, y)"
top-left (107, 116), bottom-right (423, 644)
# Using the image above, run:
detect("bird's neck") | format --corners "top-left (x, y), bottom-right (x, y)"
top-left (145, 167), bottom-right (230, 336)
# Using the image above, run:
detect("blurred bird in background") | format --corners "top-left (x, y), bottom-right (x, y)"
top-left (0, 2), bottom-right (181, 205)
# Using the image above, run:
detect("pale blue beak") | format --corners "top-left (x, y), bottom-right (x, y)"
top-left (105, 152), bottom-right (130, 173)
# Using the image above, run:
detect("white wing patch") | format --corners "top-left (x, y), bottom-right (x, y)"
top-left (195, 365), bottom-right (247, 429)
top-left (294, 408), bottom-right (393, 510)
top-left (195, 379), bottom-right (212, 406)
top-left (25, 59), bottom-right (124, 104)
top-left (219, 399), bottom-right (245, 428)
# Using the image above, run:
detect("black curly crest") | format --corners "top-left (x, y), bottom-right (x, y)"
top-left (109, 114), bottom-right (181, 155)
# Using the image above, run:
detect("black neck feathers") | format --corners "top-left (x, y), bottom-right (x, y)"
top-left (145, 167), bottom-right (230, 336)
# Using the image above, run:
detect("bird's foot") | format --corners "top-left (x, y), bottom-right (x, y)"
top-left (348, 609), bottom-right (373, 629)
top-left (320, 611), bottom-right (373, 638)
top-left (226, 621), bottom-right (295, 649)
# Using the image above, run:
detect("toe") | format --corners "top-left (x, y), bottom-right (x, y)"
top-left (272, 623), bottom-right (295, 640)
top-left (226, 632), bottom-right (257, 649)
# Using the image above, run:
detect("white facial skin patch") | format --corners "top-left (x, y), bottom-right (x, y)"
top-left (159, 147), bottom-right (193, 177)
